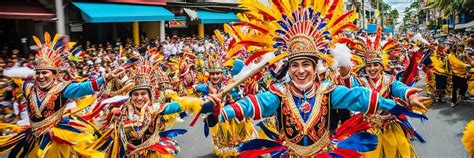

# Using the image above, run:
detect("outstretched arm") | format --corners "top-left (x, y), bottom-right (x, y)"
top-left (62, 77), bottom-right (105, 98)
top-left (330, 85), bottom-right (396, 114)
top-left (218, 91), bottom-right (280, 122)
top-left (390, 80), bottom-right (418, 102)
top-left (63, 67), bottom-right (127, 98)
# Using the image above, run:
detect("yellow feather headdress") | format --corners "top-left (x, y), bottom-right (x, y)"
top-left (229, 0), bottom-right (358, 66)
top-left (355, 27), bottom-right (394, 67)
top-left (463, 120), bottom-right (474, 156)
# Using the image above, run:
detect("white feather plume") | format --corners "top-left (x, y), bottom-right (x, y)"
top-left (331, 43), bottom-right (353, 69)
top-left (232, 53), bottom-right (275, 82)
top-left (3, 66), bottom-right (35, 78)
top-left (413, 33), bottom-right (429, 45)
top-left (316, 59), bottom-right (327, 74)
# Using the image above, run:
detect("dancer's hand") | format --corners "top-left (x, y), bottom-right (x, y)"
top-left (339, 67), bottom-right (351, 78)
top-left (105, 64), bottom-right (132, 81)
top-left (408, 89), bottom-right (431, 113)
top-left (204, 93), bottom-right (223, 116)
top-left (111, 107), bottom-right (122, 116)
top-left (205, 93), bottom-right (222, 106)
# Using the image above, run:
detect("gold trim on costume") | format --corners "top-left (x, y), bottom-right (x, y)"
top-left (285, 131), bottom-right (330, 156)
top-left (30, 107), bottom-right (65, 135)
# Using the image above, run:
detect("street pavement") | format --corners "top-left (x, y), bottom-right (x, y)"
top-left (412, 100), bottom-right (473, 158)
top-left (174, 117), bottom-right (216, 158)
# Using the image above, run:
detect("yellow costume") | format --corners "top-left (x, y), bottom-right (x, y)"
top-left (346, 27), bottom-right (429, 158)
top-left (463, 120), bottom-right (474, 158)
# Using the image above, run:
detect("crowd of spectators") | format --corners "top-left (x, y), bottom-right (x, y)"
top-left (0, 34), bottom-right (226, 130)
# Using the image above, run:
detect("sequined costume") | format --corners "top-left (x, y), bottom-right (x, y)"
top-left (447, 40), bottom-right (472, 104)
top-left (90, 55), bottom-right (201, 158)
top-left (430, 45), bottom-right (449, 102)
top-left (343, 27), bottom-right (429, 158)
top-left (194, 39), bottom-right (257, 156)
top-left (0, 32), bottom-right (107, 158)
top-left (197, 0), bottom-right (424, 156)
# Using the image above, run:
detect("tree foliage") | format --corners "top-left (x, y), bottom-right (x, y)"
top-left (427, 0), bottom-right (473, 16)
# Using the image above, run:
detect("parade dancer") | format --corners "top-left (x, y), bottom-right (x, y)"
top-left (329, 44), bottom-right (355, 130)
top-left (199, 0), bottom-right (429, 156)
top-left (193, 33), bottom-right (257, 156)
top-left (175, 55), bottom-right (198, 97)
top-left (448, 39), bottom-right (472, 107)
top-left (341, 27), bottom-right (431, 158)
top-left (465, 37), bottom-right (474, 96)
top-left (0, 32), bottom-right (123, 157)
top-left (90, 56), bottom-right (204, 158)
top-left (431, 41), bottom-right (449, 103)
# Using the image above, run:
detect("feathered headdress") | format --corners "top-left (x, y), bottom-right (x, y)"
top-left (129, 57), bottom-right (155, 97)
top-left (351, 27), bottom-right (394, 67)
top-left (220, 0), bottom-right (358, 68)
top-left (32, 32), bottom-right (72, 71)
top-left (207, 49), bottom-right (223, 73)
top-left (463, 120), bottom-right (474, 157)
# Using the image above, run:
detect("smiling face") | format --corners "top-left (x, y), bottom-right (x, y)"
top-left (36, 69), bottom-right (55, 89)
top-left (289, 59), bottom-right (315, 86)
top-left (210, 72), bottom-right (223, 85)
top-left (130, 89), bottom-right (150, 110)
top-left (365, 62), bottom-right (383, 80)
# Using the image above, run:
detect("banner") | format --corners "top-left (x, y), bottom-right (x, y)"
top-left (168, 20), bottom-right (187, 28)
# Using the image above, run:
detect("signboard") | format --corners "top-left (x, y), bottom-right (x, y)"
top-left (168, 20), bottom-right (187, 28)
top-left (441, 24), bottom-right (448, 33)
top-left (367, 24), bottom-right (377, 34)
top-left (383, 27), bottom-right (393, 33)
top-left (70, 23), bottom-right (83, 32)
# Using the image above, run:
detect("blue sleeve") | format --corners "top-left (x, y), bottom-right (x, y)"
top-left (330, 85), bottom-right (396, 112)
top-left (220, 91), bottom-right (280, 121)
top-left (62, 77), bottom-right (104, 98)
top-left (390, 80), bottom-right (416, 101)
top-left (195, 83), bottom-right (209, 96)
top-left (350, 76), bottom-right (362, 87)
top-left (161, 102), bottom-right (182, 115)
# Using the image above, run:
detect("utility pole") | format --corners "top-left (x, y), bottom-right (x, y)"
top-left (380, 0), bottom-right (383, 27)
top-left (362, 0), bottom-right (365, 29)
top-left (55, 0), bottom-right (66, 35)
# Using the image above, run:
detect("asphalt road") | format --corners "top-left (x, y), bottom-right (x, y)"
top-left (411, 100), bottom-right (473, 158)
top-left (174, 117), bottom-right (217, 158)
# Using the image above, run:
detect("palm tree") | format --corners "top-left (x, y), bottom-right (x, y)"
top-left (427, 0), bottom-right (473, 16)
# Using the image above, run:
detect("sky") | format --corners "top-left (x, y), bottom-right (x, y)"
top-left (384, 0), bottom-right (416, 27)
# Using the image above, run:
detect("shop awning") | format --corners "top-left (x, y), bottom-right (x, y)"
top-left (0, 4), bottom-right (55, 20)
top-left (102, 0), bottom-right (166, 5)
top-left (72, 2), bottom-right (174, 23)
top-left (197, 10), bottom-right (238, 24)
